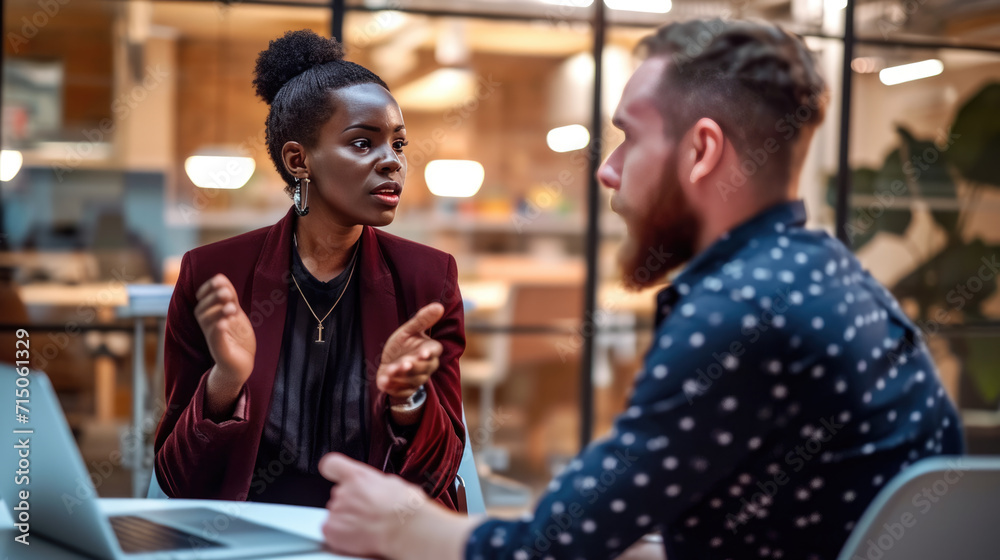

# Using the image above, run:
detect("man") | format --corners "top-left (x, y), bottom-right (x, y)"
top-left (316, 18), bottom-right (964, 560)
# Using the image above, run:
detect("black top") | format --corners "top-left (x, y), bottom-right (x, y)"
top-left (249, 235), bottom-right (368, 507)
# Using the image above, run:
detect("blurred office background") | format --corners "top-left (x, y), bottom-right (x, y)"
top-left (1, 0), bottom-right (999, 511)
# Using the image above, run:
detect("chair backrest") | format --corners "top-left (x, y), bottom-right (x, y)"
top-left (147, 408), bottom-right (489, 517)
top-left (836, 455), bottom-right (1000, 560)
top-left (458, 409), bottom-right (486, 515)
top-left (146, 467), bottom-right (168, 499)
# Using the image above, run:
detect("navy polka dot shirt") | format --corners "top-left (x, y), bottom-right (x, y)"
top-left (465, 201), bottom-right (964, 560)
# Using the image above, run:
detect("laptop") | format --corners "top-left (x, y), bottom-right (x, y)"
top-left (0, 366), bottom-right (325, 559)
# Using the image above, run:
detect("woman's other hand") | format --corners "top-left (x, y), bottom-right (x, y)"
top-left (194, 273), bottom-right (257, 418)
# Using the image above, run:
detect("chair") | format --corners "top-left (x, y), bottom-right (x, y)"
top-left (836, 455), bottom-right (1000, 560)
top-left (148, 412), bottom-right (487, 516)
top-left (146, 467), bottom-right (168, 499)
top-left (455, 409), bottom-right (486, 515)
top-left (461, 283), bottom-right (584, 507)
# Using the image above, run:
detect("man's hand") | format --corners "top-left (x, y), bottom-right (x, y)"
top-left (318, 453), bottom-right (431, 558)
top-left (618, 538), bottom-right (668, 560)
top-left (318, 453), bottom-right (477, 560)
top-left (377, 303), bottom-right (445, 400)
top-left (194, 273), bottom-right (256, 418)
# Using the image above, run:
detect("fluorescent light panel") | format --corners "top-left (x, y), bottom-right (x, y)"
top-left (541, 0), bottom-right (672, 13)
top-left (547, 124), bottom-right (590, 153)
top-left (425, 160), bottom-right (485, 198)
top-left (879, 59), bottom-right (943, 86)
top-left (1, 150), bottom-right (23, 182)
top-left (604, 0), bottom-right (671, 13)
top-left (185, 155), bottom-right (255, 189)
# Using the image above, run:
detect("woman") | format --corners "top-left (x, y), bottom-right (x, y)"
top-left (153, 30), bottom-right (466, 510)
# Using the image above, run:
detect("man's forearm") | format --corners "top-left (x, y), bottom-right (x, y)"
top-left (384, 501), bottom-right (481, 560)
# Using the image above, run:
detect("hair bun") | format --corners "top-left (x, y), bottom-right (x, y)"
top-left (253, 29), bottom-right (345, 105)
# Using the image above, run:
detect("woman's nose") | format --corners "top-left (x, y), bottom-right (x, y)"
top-left (378, 149), bottom-right (402, 173)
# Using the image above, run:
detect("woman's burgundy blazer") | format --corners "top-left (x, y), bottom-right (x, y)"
top-left (153, 207), bottom-right (466, 509)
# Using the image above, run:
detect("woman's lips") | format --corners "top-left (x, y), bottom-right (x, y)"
top-left (372, 193), bottom-right (400, 206)
top-left (371, 182), bottom-right (402, 207)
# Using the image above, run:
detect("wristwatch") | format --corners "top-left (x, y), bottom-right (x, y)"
top-left (391, 385), bottom-right (427, 412)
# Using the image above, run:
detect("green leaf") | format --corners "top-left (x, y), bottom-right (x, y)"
top-left (872, 147), bottom-right (914, 236)
top-left (950, 82), bottom-right (1000, 187)
top-left (963, 337), bottom-right (1000, 404)
top-left (828, 148), bottom-right (914, 250)
top-left (830, 169), bottom-right (878, 248)
top-left (897, 126), bottom-right (958, 233)
top-left (892, 238), bottom-right (999, 321)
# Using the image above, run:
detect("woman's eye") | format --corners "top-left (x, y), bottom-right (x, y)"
top-left (352, 139), bottom-right (370, 149)
top-left (394, 140), bottom-right (408, 152)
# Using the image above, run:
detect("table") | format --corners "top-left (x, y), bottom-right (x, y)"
top-left (16, 281), bottom-right (173, 497)
top-left (16, 281), bottom-right (129, 307)
top-left (116, 285), bottom-right (173, 498)
top-left (17, 282), bottom-right (131, 426)
top-left (0, 498), bottom-right (359, 559)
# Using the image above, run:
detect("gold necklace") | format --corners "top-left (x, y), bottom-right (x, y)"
top-left (291, 235), bottom-right (359, 343)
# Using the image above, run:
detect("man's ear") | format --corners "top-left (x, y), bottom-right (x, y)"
top-left (686, 118), bottom-right (725, 185)
top-left (282, 141), bottom-right (309, 179)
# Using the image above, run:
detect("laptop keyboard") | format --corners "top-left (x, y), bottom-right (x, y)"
top-left (110, 515), bottom-right (224, 553)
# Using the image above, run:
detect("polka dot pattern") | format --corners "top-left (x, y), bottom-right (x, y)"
top-left (466, 201), bottom-right (964, 560)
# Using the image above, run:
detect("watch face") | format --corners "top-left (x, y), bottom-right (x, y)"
top-left (408, 386), bottom-right (426, 406)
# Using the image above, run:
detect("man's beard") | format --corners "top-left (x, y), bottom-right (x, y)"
top-left (618, 179), bottom-right (700, 291)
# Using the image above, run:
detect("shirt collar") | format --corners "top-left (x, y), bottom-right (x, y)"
top-left (655, 200), bottom-right (807, 327)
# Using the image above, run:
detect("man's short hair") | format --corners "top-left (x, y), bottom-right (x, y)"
top-left (638, 19), bottom-right (828, 185)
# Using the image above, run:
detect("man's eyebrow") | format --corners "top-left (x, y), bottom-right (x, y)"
top-left (342, 124), bottom-right (407, 133)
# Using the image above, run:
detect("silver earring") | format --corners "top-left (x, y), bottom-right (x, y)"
top-left (294, 177), bottom-right (310, 216)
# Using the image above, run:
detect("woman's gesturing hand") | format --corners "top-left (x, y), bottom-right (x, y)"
top-left (194, 273), bottom-right (257, 417)
top-left (377, 302), bottom-right (445, 400)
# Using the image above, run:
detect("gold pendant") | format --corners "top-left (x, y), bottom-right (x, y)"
top-left (316, 322), bottom-right (325, 342)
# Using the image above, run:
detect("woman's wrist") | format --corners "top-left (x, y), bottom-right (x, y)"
top-left (205, 365), bottom-right (246, 421)
top-left (389, 385), bottom-right (426, 407)
top-left (389, 386), bottom-right (427, 426)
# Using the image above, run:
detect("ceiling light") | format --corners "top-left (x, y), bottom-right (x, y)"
top-left (547, 125), bottom-right (591, 153)
top-left (1, 150), bottom-right (23, 182)
top-left (851, 57), bottom-right (884, 74)
top-left (879, 59), bottom-right (943, 86)
top-left (604, 0), bottom-right (671, 13)
top-left (185, 148), bottom-right (255, 189)
top-left (541, 0), bottom-right (671, 12)
top-left (425, 160), bottom-right (485, 198)
top-left (183, 8), bottom-right (254, 190)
